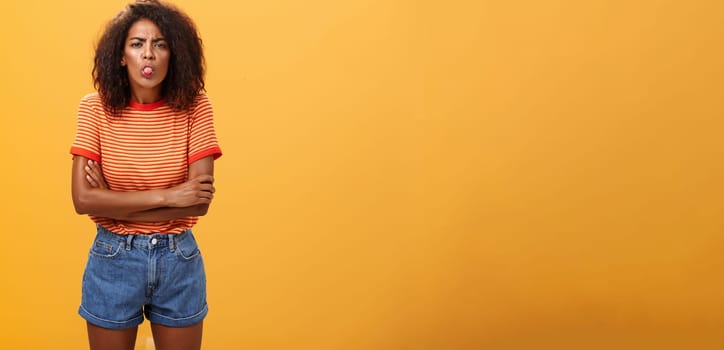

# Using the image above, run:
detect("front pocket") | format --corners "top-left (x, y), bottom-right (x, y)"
top-left (175, 233), bottom-right (201, 260)
top-left (89, 239), bottom-right (123, 258)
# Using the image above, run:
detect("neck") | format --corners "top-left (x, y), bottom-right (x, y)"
top-left (129, 86), bottom-right (163, 104)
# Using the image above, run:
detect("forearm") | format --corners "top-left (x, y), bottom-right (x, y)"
top-left (72, 156), bottom-right (214, 219)
top-left (73, 187), bottom-right (169, 218)
top-left (122, 156), bottom-right (215, 222)
top-left (121, 204), bottom-right (210, 222)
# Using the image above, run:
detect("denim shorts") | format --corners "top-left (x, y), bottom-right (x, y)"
top-left (79, 225), bottom-right (208, 329)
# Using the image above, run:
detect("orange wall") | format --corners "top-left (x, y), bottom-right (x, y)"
top-left (0, 0), bottom-right (723, 349)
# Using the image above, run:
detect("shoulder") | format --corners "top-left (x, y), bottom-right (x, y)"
top-left (78, 92), bottom-right (104, 112)
top-left (192, 93), bottom-right (211, 106)
top-left (78, 92), bottom-right (104, 117)
top-left (190, 93), bottom-right (213, 115)
top-left (80, 92), bottom-right (101, 104)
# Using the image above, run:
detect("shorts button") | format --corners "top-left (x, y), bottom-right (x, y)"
top-left (151, 238), bottom-right (158, 245)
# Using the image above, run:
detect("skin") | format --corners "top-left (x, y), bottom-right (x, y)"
top-left (120, 18), bottom-right (170, 104)
top-left (74, 18), bottom-right (209, 350)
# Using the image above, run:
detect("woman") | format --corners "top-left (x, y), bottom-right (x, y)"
top-left (70, 1), bottom-right (221, 349)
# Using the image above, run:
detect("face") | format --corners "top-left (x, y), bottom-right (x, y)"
top-left (120, 19), bottom-right (170, 99)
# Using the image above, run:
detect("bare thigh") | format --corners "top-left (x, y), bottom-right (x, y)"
top-left (151, 321), bottom-right (203, 350)
top-left (87, 322), bottom-right (138, 350)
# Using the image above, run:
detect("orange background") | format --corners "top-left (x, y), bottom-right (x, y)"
top-left (0, 0), bottom-right (723, 349)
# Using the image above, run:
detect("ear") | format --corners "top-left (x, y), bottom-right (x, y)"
top-left (121, 57), bottom-right (126, 66)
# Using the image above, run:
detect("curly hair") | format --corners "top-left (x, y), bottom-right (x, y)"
top-left (93, 0), bottom-right (205, 115)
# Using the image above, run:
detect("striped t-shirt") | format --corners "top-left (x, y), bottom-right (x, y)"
top-left (70, 92), bottom-right (222, 234)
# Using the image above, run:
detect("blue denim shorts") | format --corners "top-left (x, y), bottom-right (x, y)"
top-left (79, 225), bottom-right (208, 329)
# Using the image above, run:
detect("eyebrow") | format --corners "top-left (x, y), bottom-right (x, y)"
top-left (128, 37), bottom-right (167, 42)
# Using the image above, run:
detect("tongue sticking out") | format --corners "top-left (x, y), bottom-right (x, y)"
top-left (142, 67), bottom-right (153, 77)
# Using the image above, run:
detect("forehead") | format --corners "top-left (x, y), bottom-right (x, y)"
top-left (126, 18), bottom-right (164, 38)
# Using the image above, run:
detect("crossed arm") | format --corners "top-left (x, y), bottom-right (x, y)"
top-left (71, 155), bottom-right (216, 222)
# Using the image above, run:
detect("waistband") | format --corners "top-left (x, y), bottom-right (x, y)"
top-left (95, 224), bottom-right (193, 251)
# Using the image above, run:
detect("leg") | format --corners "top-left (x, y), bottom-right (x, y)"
top-left (87, 322), bottom-right (138, 350)
top-left (150, 321), bottom-right (203, 350)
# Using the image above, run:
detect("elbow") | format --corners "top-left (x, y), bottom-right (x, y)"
top-left (72, 196), bottom-right (86, 215)
top-left (73, 202), bottom-right (89, 216)
top-left (194, 204), bottom-right (211, 216)
top-left (72, 192), bottom-right (92, 215)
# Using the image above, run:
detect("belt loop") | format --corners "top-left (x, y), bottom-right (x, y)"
top-left (168, 233), bottom-right (176, 252)
top-left (125, 234), bottom-right (134, 251)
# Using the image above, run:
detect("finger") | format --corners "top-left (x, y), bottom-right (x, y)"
top-left (90, 163), bottom-right (106, 181)
top-left (85, 165), bottom-right (101, 182)
top-left (90, 161), bottom-right (101, 174)
top-left (91, 166), bottom-right (103, 180)
top-left (198, 184), bottom-right (215, 192)
top-left (87, 165), bottom-right (109, 189)
top-left (193, 174), bottom-right (214, 184)
top-left (86, 174), bottom-right (99, 188)
top-left (88, 160), bottom-right (101, 172)
top-left (86, 162), bottom-right (98, 175)
top-left (84, 166), bottom-right (95, 180)
top-left (197, 190), bottom-right (214, 200)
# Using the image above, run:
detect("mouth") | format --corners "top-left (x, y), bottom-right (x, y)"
top-left (141, 66), bottom-right (154, 78)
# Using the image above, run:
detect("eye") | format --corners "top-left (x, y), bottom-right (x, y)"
top-left (155, 42), bottom-right (168, 49)
top-left (130, 42), bottom-right (142, 48)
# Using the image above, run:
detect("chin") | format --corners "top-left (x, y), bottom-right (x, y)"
top-left (135, 80), bottom-right (163, 89)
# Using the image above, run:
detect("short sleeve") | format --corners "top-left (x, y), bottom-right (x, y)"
top-left (188, 94), bottom-right (222, 164)
top-left (70, 94), bottom-right (102, 163)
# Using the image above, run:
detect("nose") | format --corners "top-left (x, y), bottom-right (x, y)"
top-left (142, 46), bottom-right (155, 60)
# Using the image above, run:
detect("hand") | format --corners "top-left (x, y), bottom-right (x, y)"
top-left (85, 160), bottom-right (108, 190)
top-left (166, 174), bottom-right (215, 207)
